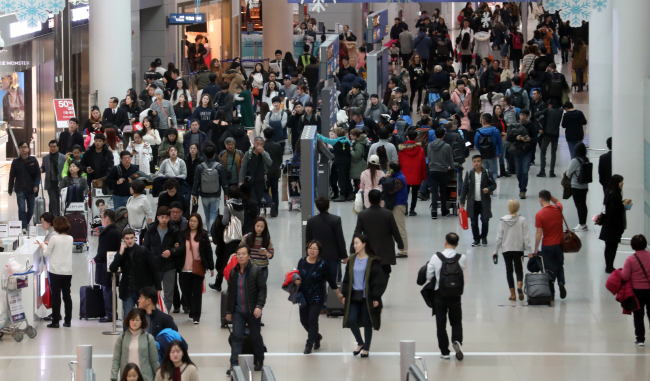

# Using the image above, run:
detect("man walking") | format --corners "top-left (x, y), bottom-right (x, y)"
top-left (239, 137), bottom-right (273, 208)
top-left (427, 128), bottom-right (454, 219)
top-left (305, 197), bottom-right (348, 281)
top-left (474, 114), bottom-right (502, 183)
top-left (192, 143), bottom-right (228, 231)
top-left (460, 155), bottom-right (497, 247)
top-left (535, 99), bottom-right (563, 177)
top-left (41, 140), bottom-right (66, 216)
top-left (91, 209), bottom-right (121, 322)
top-left (506, 110), bottom-right (539, 199)
top-left (379, 162), bottom-right (409, 258)
top-left (8, 141), bottom-right (41, 230)
top-left (262, 128), bottom-right (283, 217)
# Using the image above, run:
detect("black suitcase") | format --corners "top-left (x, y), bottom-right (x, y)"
top-left (79, 285), bottom-right (106, 320)
top-left (228, 326), bottom-right (254, 354)
top-left (326, 282), bottom-right (345, 317)
top-left (220, 290), bottom-right (230, 328)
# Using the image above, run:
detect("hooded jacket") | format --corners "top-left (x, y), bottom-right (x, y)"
top-left (494, 214), bottom-right (532, 254)
top-left (413, 32), bottom-right (432, 59)
top-left (346, 90), bottom-right (369, 111)
top-left (479, 92), bottom-right (503, 116)
top-left (350, 134), bottom-right (369, 180)
top-left (398, 141), bottom-right (428, 185)
top-left (474, 125), bottom-right (504, 158)
top-left (427, 139), bottom-right (454, 172)
top-left (157, 135), bottom-right (185, 161)
top-left (364, 102), bottom-right (388, 123)
top-left (561, 109), bottom-right (588, 142)
top-left (142, 221), bottom-right (185, 273)
top-left (505, 85), bottom-right (530, 110)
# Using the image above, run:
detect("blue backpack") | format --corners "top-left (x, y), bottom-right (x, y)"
top-left (428, 92), bottom-right (441, 107)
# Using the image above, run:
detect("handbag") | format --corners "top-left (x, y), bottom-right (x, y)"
top-left (557, 206), bottom-right (582, 253)
top-left (223, 204), bottom-right (243, 243)
top-left (252, 87), bottom-right (259, 97)
top-left (188, 236), bottom-right (206, 276)
top-left (351, 290), bottom-right (364, 302)
top-left (133, 122), bottom-right (143, 131)
top-left (42, 278), bottom-right (52, 309)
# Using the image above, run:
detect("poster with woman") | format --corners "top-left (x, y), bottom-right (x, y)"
top-left (0, 72), bottom-right (25, 128)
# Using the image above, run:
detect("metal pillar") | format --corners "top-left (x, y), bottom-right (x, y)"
top-left (103, 273), bottom-right (122, 335)
top-left (300, 125), bottom-right (317, 257)
top-left (54, 0), bottom-right (71, 99)
top-left (400, 340), bottom-right (416, 381)
top-left (76, 345), bottom-right (92, 381)
top-left (237, 354), bottom-right (254, 381)
top-left (261, 366), bottom-right (276, 381)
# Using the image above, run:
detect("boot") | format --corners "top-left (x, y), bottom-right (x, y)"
top-left (509, 288), bottom-right (516, 301)
top-left (517, 281), bottom-right (524, 301)
top-left (500, 164), bottom-right (511, 177)
top-left (270, 203), bottom-right (278, 217)
top-left (578, 83), bottom-right (584, 92)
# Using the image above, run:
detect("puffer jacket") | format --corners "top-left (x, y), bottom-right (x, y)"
top-left (350, 135), bottom-right (369, 180)
top-left (451, 87), bottom-right (472, 131)
top-left (226, 261), bottom-right (267, 314)
top-left (534, 107), bottom-right (563, 137)
top-left (346, 90), bottom-right (369, 112)
top-left (364, 102), bottom-right (388, 123)
top-left (606, 269), bottom-right (639, 315)
top-left (157, 137), bottom-right (185, 161)
top-left (397, 140), bottom-right (427, 185)
top-left (142, 221), bottom-right (185, 273)
top-left (479, 92), bottom-right (503, 116)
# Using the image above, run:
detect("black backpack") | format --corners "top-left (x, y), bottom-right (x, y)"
top-left (477, 129), bottom-right (496, 159)
top-left (577, 157), bottom-right (593, 184)
top-left (436, 252), bottom-right (464, 297)
top-left (436, 39), bottom-right (449, 57)
top-left (510, 88), bottom-right (525, 108)
top-left (547, 73), bottom-right (564, 97)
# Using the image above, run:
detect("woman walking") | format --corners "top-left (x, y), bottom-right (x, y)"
top-left (182, 213), bottom-right (214, 324)
top-left (599, 174), bottom-right (629, 273)
top-left (154, 340), bottom-right (199, 380)
top-left (408, 54), bottom-right (427, 112)
top-left (296, 240), bottom-right (341, 354)
top-left (339, 234), bottom-right (387, 357)
top-left (621, 234), bottom-right (650, 346)
top-left (493, 200), bottom-right (532, 301)
top-left (110, 308), bottom-right (159, 381)
top-left (241, 217), bottom-right (274, 281)
top-left (571, 38), bottom-right (589, 92)
top-left (37, 216), bottom-right (74, 328)
top-left (142, 116), bottom-right (161, 173)
top-left (359, 155), bottom-right (385, 208)
top-left (566, 142), bottom-right (589, 232)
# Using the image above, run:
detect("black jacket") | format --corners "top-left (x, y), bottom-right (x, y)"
top-left (506, 121), bottom-right (539, 154)
top-left (341, 254), bottom-right (387, 331)
top-left (390, 22), bottom-right (408, 40)
top-left (561, 110), bottom-right (587, 142)
top-left (529, 99), bottom-right (547, 122)
top-left (142, 221), bottom-right (185, 273)
top-left (8, 156), bottom-right (40, 194)
top-left (157, 190), bottom-right (189, 218)
top-left (93, 224), bottom-right (121, 287)
top-left (109, 244), bottom-right (161, 300)
top-left (59, 130), bottom-right (85, 154)
top-left (599, 192), bottom-right (626, 243)
top-left (352, 118), bottom-right (381, 142)
top-left (203, 82), bottom-right (222, 103)
top-left (80, 145), bottom-right (115, 182)
top-left (598, 151), bottom-right (612, 188)
top-left (263, 140), bottom-right (283, 178)
top-left (226, 261), bottom-right (267, 314)
top-left (192, 159), bottom-right (228, 198)
top-left (105, 164), bottom-right (140, 197)
top-left (186, 229), bottom-right (215, 271)
top-left (535, 107), bottom-right (563, 137)
top-left (102, 107), bottom-right (130, 131)
top-left (146, 308), bottom-right (178, 338)
top-left (350, 205), bottom-right (404, 265)
top-left (305, 212), bottom-right (347, 262)
top-left (428, 72), bottom-right (450, 93)
top-left (479, 67), bottom-right (502, 90)
top-left (443, 100), bottom-right (464, 118)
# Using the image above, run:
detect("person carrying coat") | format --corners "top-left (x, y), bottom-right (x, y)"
top-left (110, 308), bottom-right (160, 381)
top-left (339, 234), bottom-right (388, 357)
top-left (621, 234), bottom-right (650, 346)
top-left (460, 155), bottom-right (497, 247)
top-left (91, 209), bottom-right (122, 323)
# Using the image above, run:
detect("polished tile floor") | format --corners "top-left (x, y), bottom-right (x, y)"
top-left (0, 26), bottom-right (646, 381)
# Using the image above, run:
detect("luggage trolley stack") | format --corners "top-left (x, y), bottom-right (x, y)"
top-left (0, 264), bottom-right (37, 342)
top-left (284, 161), bottom-right (301, 211)
top-left (435, 168), bottom-right (460, 216)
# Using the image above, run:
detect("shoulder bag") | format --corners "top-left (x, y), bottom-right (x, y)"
top-left (223, 204), bottom-right (243, 243)
top-left (634, 254), bottom-right (650, 286)
top-left (557, 205), bottom-right (582, 253)
top-left (190, 237), bottom-right (206, 277)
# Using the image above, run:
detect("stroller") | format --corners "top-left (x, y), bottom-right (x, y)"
top-left (283, 160), bottom-right (301, 211)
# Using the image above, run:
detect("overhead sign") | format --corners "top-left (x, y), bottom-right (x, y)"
top-left (53, 99), bottom-right (76, 128)
top-left (169, 13), bottom-right (206, 25)
top-left (367, 9), bottom-right (388, 43)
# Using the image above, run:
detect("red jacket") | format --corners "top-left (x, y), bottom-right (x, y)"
top-left (398, 140), bottom-right (427, 185)
top-left (606, 269), bottom-right (639, 315)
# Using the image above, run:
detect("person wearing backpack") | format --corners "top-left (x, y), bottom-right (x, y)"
top-left (565, 143), bottom-right (590, 232)
top-left (561, 101), bottom-right (588, 159)
top-left (191, 143), bottom-right (227, 232)
top-left (427, 128), bottom-right (454, 219)
top-left (425, 232), bottom-right (467, 361)
top-left (460, 155), bottom-right (497, 247)
top-left (239, 137), bottom-right (273, 208)
top-left (507, 28), bottom-right (524, 74)
top-left (474, 114), bottom-right (502, 183)
top-left (535, 99), bottom-right (564, 177)
top-left (506, 110), bottom-right (539, 199)
top-left (505, 76), bottom-right (529, 110)
top-left (544, 63), bottom-right (568, 105)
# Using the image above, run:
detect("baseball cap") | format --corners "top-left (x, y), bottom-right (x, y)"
top-left (368, 155), bottom-right (380, 165)
top-left (394, 87), bottom-right (403, 93)
top-left (278, 89), bottom-right (286, 97)
top-left (283, 74), bottom-right (291, 80)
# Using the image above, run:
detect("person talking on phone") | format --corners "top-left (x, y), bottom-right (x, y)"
top-left (80, 133), bottom-right (115, 186)
top-left (506, 110), bottom-right (539, 199)
top-left (240, 217), bottom-right (274, 281)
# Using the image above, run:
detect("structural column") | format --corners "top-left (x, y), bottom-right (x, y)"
top-left (588, 4), bottom-right (613, 153)
top-left (262, 1), bottom-right (294, 60)
top-left (89, 0), bottom-right (131, 104)
top-left (611, 0), bottom-right (650, 236)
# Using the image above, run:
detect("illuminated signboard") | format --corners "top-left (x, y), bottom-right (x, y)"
top-left (169, 13), bottom-right (205, 24)
top-left (366, 9), bottom-right (388, 43)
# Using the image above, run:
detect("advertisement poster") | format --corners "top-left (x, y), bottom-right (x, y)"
top-left (328, 85), bottom-right (338, 129)
top-left (0, 72), bottom-right (25, 128)
top-left (241, 34), bottom-right (263, 61)
top-left (53, 99), bottom-right (76, 128)
top-left (8, 290), bottom-right (25, 323)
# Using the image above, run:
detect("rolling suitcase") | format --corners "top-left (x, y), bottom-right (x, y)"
top-left (220, 290), bottom-right (230, 328)
top-left (523, 256), bottom-right (552, 306)
top-left (67, 213), bottom-right (88, 246)
top-left (33, 184), bottom-right (46, 225)
top-left (79, 266), bottom-right (106, 319)
top-left (326, 282), bottom-right (345, 317)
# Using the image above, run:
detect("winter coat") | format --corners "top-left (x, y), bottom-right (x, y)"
top-left (235, 89), bottom-right (255, 128)
top-left (506, 121), bottom-right (538, 154)
top-left (535, 107), bottom-right (563, 137)
top-left (93, 224), bottom-right (121, 287)
top-left (110, 330), bottom-right (159, 381)
top-left (398, 141), bottom-right (427, 185)
top-left (341, 254), bottom-right (387, 331)
top-left (226, 261), bottom-right (267, 314)
top-left (606, 269), bottom-right (639, 315)
top-left (413, 32), bottom-right (432, 59)
top-left (599, 192), bottom-right (626, 243)
top-left (106, 164), bottom-right (140, 197)
top-left (263, 139), bottom-right (283, 178)
top-left (427, 139), bottom-right (454, 172)
top-left (109, 244), bottom-right (161, 300)
top-left (460, 167), bottom-right (497, 219)
top-left (474, 126), bottom-right (504, 158)
top-left (359, 169), bottom-right (386, 209)
top-left (494, 214), bottom-right (532, 254)
top-left (79, 145), bottom-right (115, 182)
top-left (572, 46), bottom-right (589, 69)
top-left (143, 221), bottom-right (186, 273)
top-left (398, 31), bottom-right (414, 54)
top-left (158, 137), bottom-right (185, 160)
top-left (364, 102), bottom-right (388, 123)
top-left (479, 92), bottom-right (503, 116)
top-left (182, 130), bottom-right (207, 155)
top-left (350, 135), bottom-right (369, 180)
top-left (351, 205), bottom-right (404, 264)
top-left (451, 87), bottom-right (472, 130)
top-left (188, 230), bottom-right (215, 272)
top-left (473, 31), bottom-right (492, 58)
top-left (561, 109), bottom-right (588, 142)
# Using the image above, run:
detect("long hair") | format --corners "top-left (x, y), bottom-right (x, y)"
top-left (119, 363), bottom-right (144, 381)
top-left (265, 81), bottom-right (277, 98)
top-left (174, 96), bottom-right (192, 115)
top-left (604, 174), bottom-right (624, 204)
top-left (246, 216), bottom-right (270, 249)
top-left (259, 102), bottom-right (271, 122)
top-left (284, 52), bottom-right (297, 67)
top-left (185, 213), bottom-right (206, 242)
top-left (367, 162), bottom-right (381, 185)
top-left (171, 80), bottom-right (190, 103)
top-left (574, 38), bottom-right (584, 53)
top-left (143, 116), bottom-right (157, 130)
top-left (158, 340), bottom-right (195, 380)
top-left (461, 33), bottom-right (471, 50)
top-left (104, 126), bottom-right (118, 150)
top-left (376, 145), bottom-right (389, 171)
top-left (354, 233), bottom-right (378, 258)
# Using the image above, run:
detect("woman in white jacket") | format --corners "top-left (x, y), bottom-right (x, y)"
top-left (479, 84), bottom-right (503, 116)
top-left (493, 200), bottom-right (532, 301)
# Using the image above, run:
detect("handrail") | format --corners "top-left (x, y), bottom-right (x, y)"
top-left (262, 366), bottom-right (276, 381)
top-left (406, 363), bottom-right (427, 381)
top-left (414, 356), bottom-right (428, 380)
top-left (231, 366), bottom-right (246, 381)
top-left (68, 361), bottom-right (77, 381)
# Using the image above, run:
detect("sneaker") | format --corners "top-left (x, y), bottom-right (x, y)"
top-left (559, 284), bottom-right (567, 299)
top-left (226, 367), bottom-right (233, 376)
top-left (409, 210), bottom-right (417, 216)
top-left (193, 320), bottom-right (200, 325)
top-left (519, 192), bottom-right (526, 199)
top-left (440, 354), bottom-right (450, 359)
top-left (254, 362), bottom-right (263, 371)
top-left (573, 224), bottom-right (588, 232)
top-left (482, 237), bottom-right (488, 246)
top-left (431, 212), bottom-right (437, 219)
top-left (396, 253), bottom-right (408, 258)
top-left (471, 241), bottom-right (481, 247)
top-left (537, 172), bottom-right (546, 177)
top-left (636, 341), bottom-right (645, 347)
top-left (453, 341), bottom-right (464, 361)
top-left (549, 172), bottom-right (557, 178)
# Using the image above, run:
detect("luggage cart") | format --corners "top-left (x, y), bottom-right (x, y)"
top-left (285, 162), bottom-right (301, 211)
top-left (0, 264), bottom-right (37, 342)
top-left (435, 168), bottom-right (459, 216)
top-left (61, 187), bottom-right (90, 252)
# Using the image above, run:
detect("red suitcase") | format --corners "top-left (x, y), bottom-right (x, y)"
top-left (458, 207), bottom-right (469, 230)
top-left (66, 213), bottom-right (88, 251)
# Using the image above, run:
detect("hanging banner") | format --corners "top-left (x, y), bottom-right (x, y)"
top-left (53, 99), bottom-right (76, 128)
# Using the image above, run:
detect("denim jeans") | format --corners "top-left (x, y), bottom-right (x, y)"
top-left (122, 290), bottom-right (139, 317)
top-left (263, 177), bottom-right (279, 205)
top-left (482, 157), bottom-right (499, 183)
top-left (513, 151), bottom-right (533, 193)
top-left (16, 190), bottom-right (36, 229)
top-left (540, 244), bottom-right (565, 294)
top-left (230, 311), bottom-right (265, 366)
top-left (567, 140), bottom-right (581, 160)
top-left (201, 195), bottom-right (220, 233)
top-left (112, 195), bottom-right (130, 210)
top-left (348, 300), bottom-right (373, 351)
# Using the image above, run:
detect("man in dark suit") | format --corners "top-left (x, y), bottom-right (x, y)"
top-left (138, 286), bottom-right (178, 337)
top-left (91, 209), bottom-right (122, 322)
top-left (598, 137), bottom-right (612, 193)
top-left (102, 97), bottom-right (129, 132)
top-left (460, 155), bottom-right (498, 247)
top-left (306, 197), bottom-right (348, 281)
top-left (203, 74), bottom-right (221, 104)
top-left (350, 189), bottom-right (404, 278)
top-left (58, 118), bottom-right (85, 154)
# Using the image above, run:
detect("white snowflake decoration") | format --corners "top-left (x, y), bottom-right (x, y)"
top-left (545, 0), bottom-right (562, 13)
top-left (560, 0), bottom-right (592, 27)
top-left (0, 0), bottom-right (16, 14)
top-left (481, 11), bottom-right (490, 28)
top-left (592, 0), bottom-right (607, 12)
top-left (15, 0), bottom-right (50, 27)
top-left (47, 0), bottom-right (65, 13)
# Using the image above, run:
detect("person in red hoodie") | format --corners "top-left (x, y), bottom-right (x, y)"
top-left (398, 129), bottom-right (428, 216)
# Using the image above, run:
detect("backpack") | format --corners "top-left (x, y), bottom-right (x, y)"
top-left (414, 128), bottom-right (430, 146)
top-left (436, 39), bottom-right (449, 57)
top-left (445, 132), bottom-right (466, 164)
top-left (436, 252), bottom-right (464, 297)
top-left (509, 88), bottom-right (525, 108)
top-left (547, 73), bottom-right (564, 97)
top-left (428, 91), bottom-right (441, 107)
top-left (512, 32), bottom-right (523, 50)
top-left (200, 162), bottom-right (221, 193)
top-left (577, 157), bottom-right (593, 184)
top-left (476, 129), bottom-right (496, 159)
